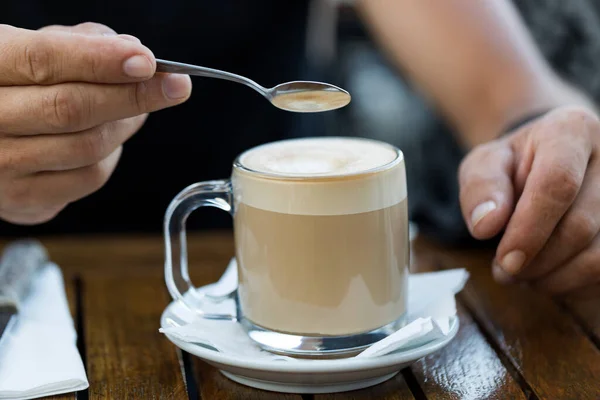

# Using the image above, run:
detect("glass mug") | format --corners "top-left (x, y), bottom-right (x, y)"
top-left (164, 137), bottom-right (410, 357)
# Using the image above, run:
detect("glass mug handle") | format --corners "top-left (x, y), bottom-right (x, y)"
top-left (164, 180), bottom-right (237, 321)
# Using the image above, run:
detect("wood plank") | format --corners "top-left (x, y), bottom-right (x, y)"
top-left (193, 359), bottom-right (302, 400)
top-left (411, 305), bottom-right (526, 400)
top-left (563, 296), bottom-right (600, 348)
top-left (38, 231), bottom-right (234, 275)
top-left (314, 373), bottom-right (415, 400)
top-left (63, 273), bottom-right (77, 328)
top-left (407, 242), bottom-right (526, 399)
top-left (418, 239), bottom-right (600, 399)
top-left (83, 275), bottom-right (188, 399)
top-left (29, 233), bottom-right (600, 399)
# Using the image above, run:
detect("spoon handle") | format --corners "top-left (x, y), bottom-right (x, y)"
top-left (155, 59), bottom-right (267, 97)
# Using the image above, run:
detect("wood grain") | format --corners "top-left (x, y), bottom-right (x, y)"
top-left (83, 275), bottom-right (187, 399)
top-left (411, 305), bottom-right (526, 400)
top-left (408, 241), bottom-right (526, 399)
top-left (27, 233), bottom-right (600, 399)
top-left (63, 274), bottom-right (76, 329)
top-left (314, 372), bottom-right (415, 400)
top-left (193, 359), bottom-right (302, 400)
top-left (38, 231), bottom-right (234, 275)
top-left (563, 296), bottom-right (600, 347)
top-left (422, 239), bottom-right (600, 399)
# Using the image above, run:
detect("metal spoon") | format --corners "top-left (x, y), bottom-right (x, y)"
top-left (155, 59), bottom-right (351, 113)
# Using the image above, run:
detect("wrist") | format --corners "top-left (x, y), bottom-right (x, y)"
top-left (460, 75), bottom-right (596, 148)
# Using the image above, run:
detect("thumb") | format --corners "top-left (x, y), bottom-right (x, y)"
top-left (458, 141), bottom-right (515, 239)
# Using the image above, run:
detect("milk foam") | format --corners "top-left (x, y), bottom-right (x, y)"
top-left (239, 137), bottom-right (398, 177)
top-left (232, 138), bottom-right (407, 216)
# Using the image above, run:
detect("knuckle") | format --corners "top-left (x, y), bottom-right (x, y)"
top-left (538, 163), bottom-right (582, 206)
top-left (458, 142), bottom-right (500, 181)
top-left (564, 106), bottom-right (598, 125)
top-left (552, 106), bottom-right (600, 141)
top-left (75, 22), bottom-right (112, 33)
top-left (20, 38), bottom-right (54, 84)
top-left (37, 25), bottom-right (65, 32)
top-left (42, 86), bottom-right (87, 130)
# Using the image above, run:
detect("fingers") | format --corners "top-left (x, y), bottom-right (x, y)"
top-left (0, 146), bottom-right (122, 223)
top-left (517, 157), bottom-right (600, 280)
top-left (560, 284), bottom-right (600, 300)
top-left (0, 114), bottom-right (147, 173)
top-left (0, 24), bottom-right (156, 85)
top-left (0, 206), bottom-right (66, 225)
top-left (494, 107), bottom-right (597, 278)
top-left (458, 140), bottom-right (515, 239)
top-left (39, 23), bottom-right (140, 43)
top-left (0, 73), bottom-right (191, 134)
top-left (532, 234), bottom-right (600, 295)
top-left (39, 22), bottom-right (117, 36)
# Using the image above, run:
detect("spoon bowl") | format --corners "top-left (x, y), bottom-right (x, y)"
top-left (155, 59), bottom-right (351, 113)
top-left (269, 81), bottom-right (351, 112)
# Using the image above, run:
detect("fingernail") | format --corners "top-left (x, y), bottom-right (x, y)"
top-left (123, 55), bottom-right (153, 78)
top-left (162, 74), bottom-right (192, 100)
top-left (102, 32), bottom-right (117, 37)
top-left (492, 262), bottom-right (515, 284)
top-left (118, 34), bottom-right (142, 43)
top-left (471, 200), bottom-right (497, 228)
top-left (500, 250), bottom-right (526, 274)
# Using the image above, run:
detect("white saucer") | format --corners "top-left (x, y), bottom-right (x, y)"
top-left (160, 301), bottom-right (459, 394)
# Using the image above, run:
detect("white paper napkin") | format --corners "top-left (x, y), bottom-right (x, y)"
top-left (0, 264), bottom-right (89, 400)
top-left (160, 259), bottom-right (469, 360)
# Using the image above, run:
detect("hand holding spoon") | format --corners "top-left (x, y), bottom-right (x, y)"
top-left (155, 59), bottom-right (351, 113)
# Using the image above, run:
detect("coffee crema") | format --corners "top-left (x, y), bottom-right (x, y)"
top-left (232, 137), bottom-right (409, 336)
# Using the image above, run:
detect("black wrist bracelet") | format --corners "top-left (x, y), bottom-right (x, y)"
top-left (501, 110), bottom-right (550, 136)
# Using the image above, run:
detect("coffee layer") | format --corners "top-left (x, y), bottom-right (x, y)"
top-left (233, 137), bottom-right (406, 216)
top-left (234, 199), bottom-right (409, 336)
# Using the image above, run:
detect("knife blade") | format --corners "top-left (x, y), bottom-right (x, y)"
top-left (0, 240), bottom-right (49, 347)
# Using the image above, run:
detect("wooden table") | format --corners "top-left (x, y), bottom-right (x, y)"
top-left (31, 231), bottom-right (599, 399)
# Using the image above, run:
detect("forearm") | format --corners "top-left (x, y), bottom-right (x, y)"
top-left (356, 0), bottom-right (594, 147)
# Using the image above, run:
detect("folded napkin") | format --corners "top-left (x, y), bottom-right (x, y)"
top-left (160, 259), bottom-right (469, 360)
top-left (0, 264), bottom-right (88, 400)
